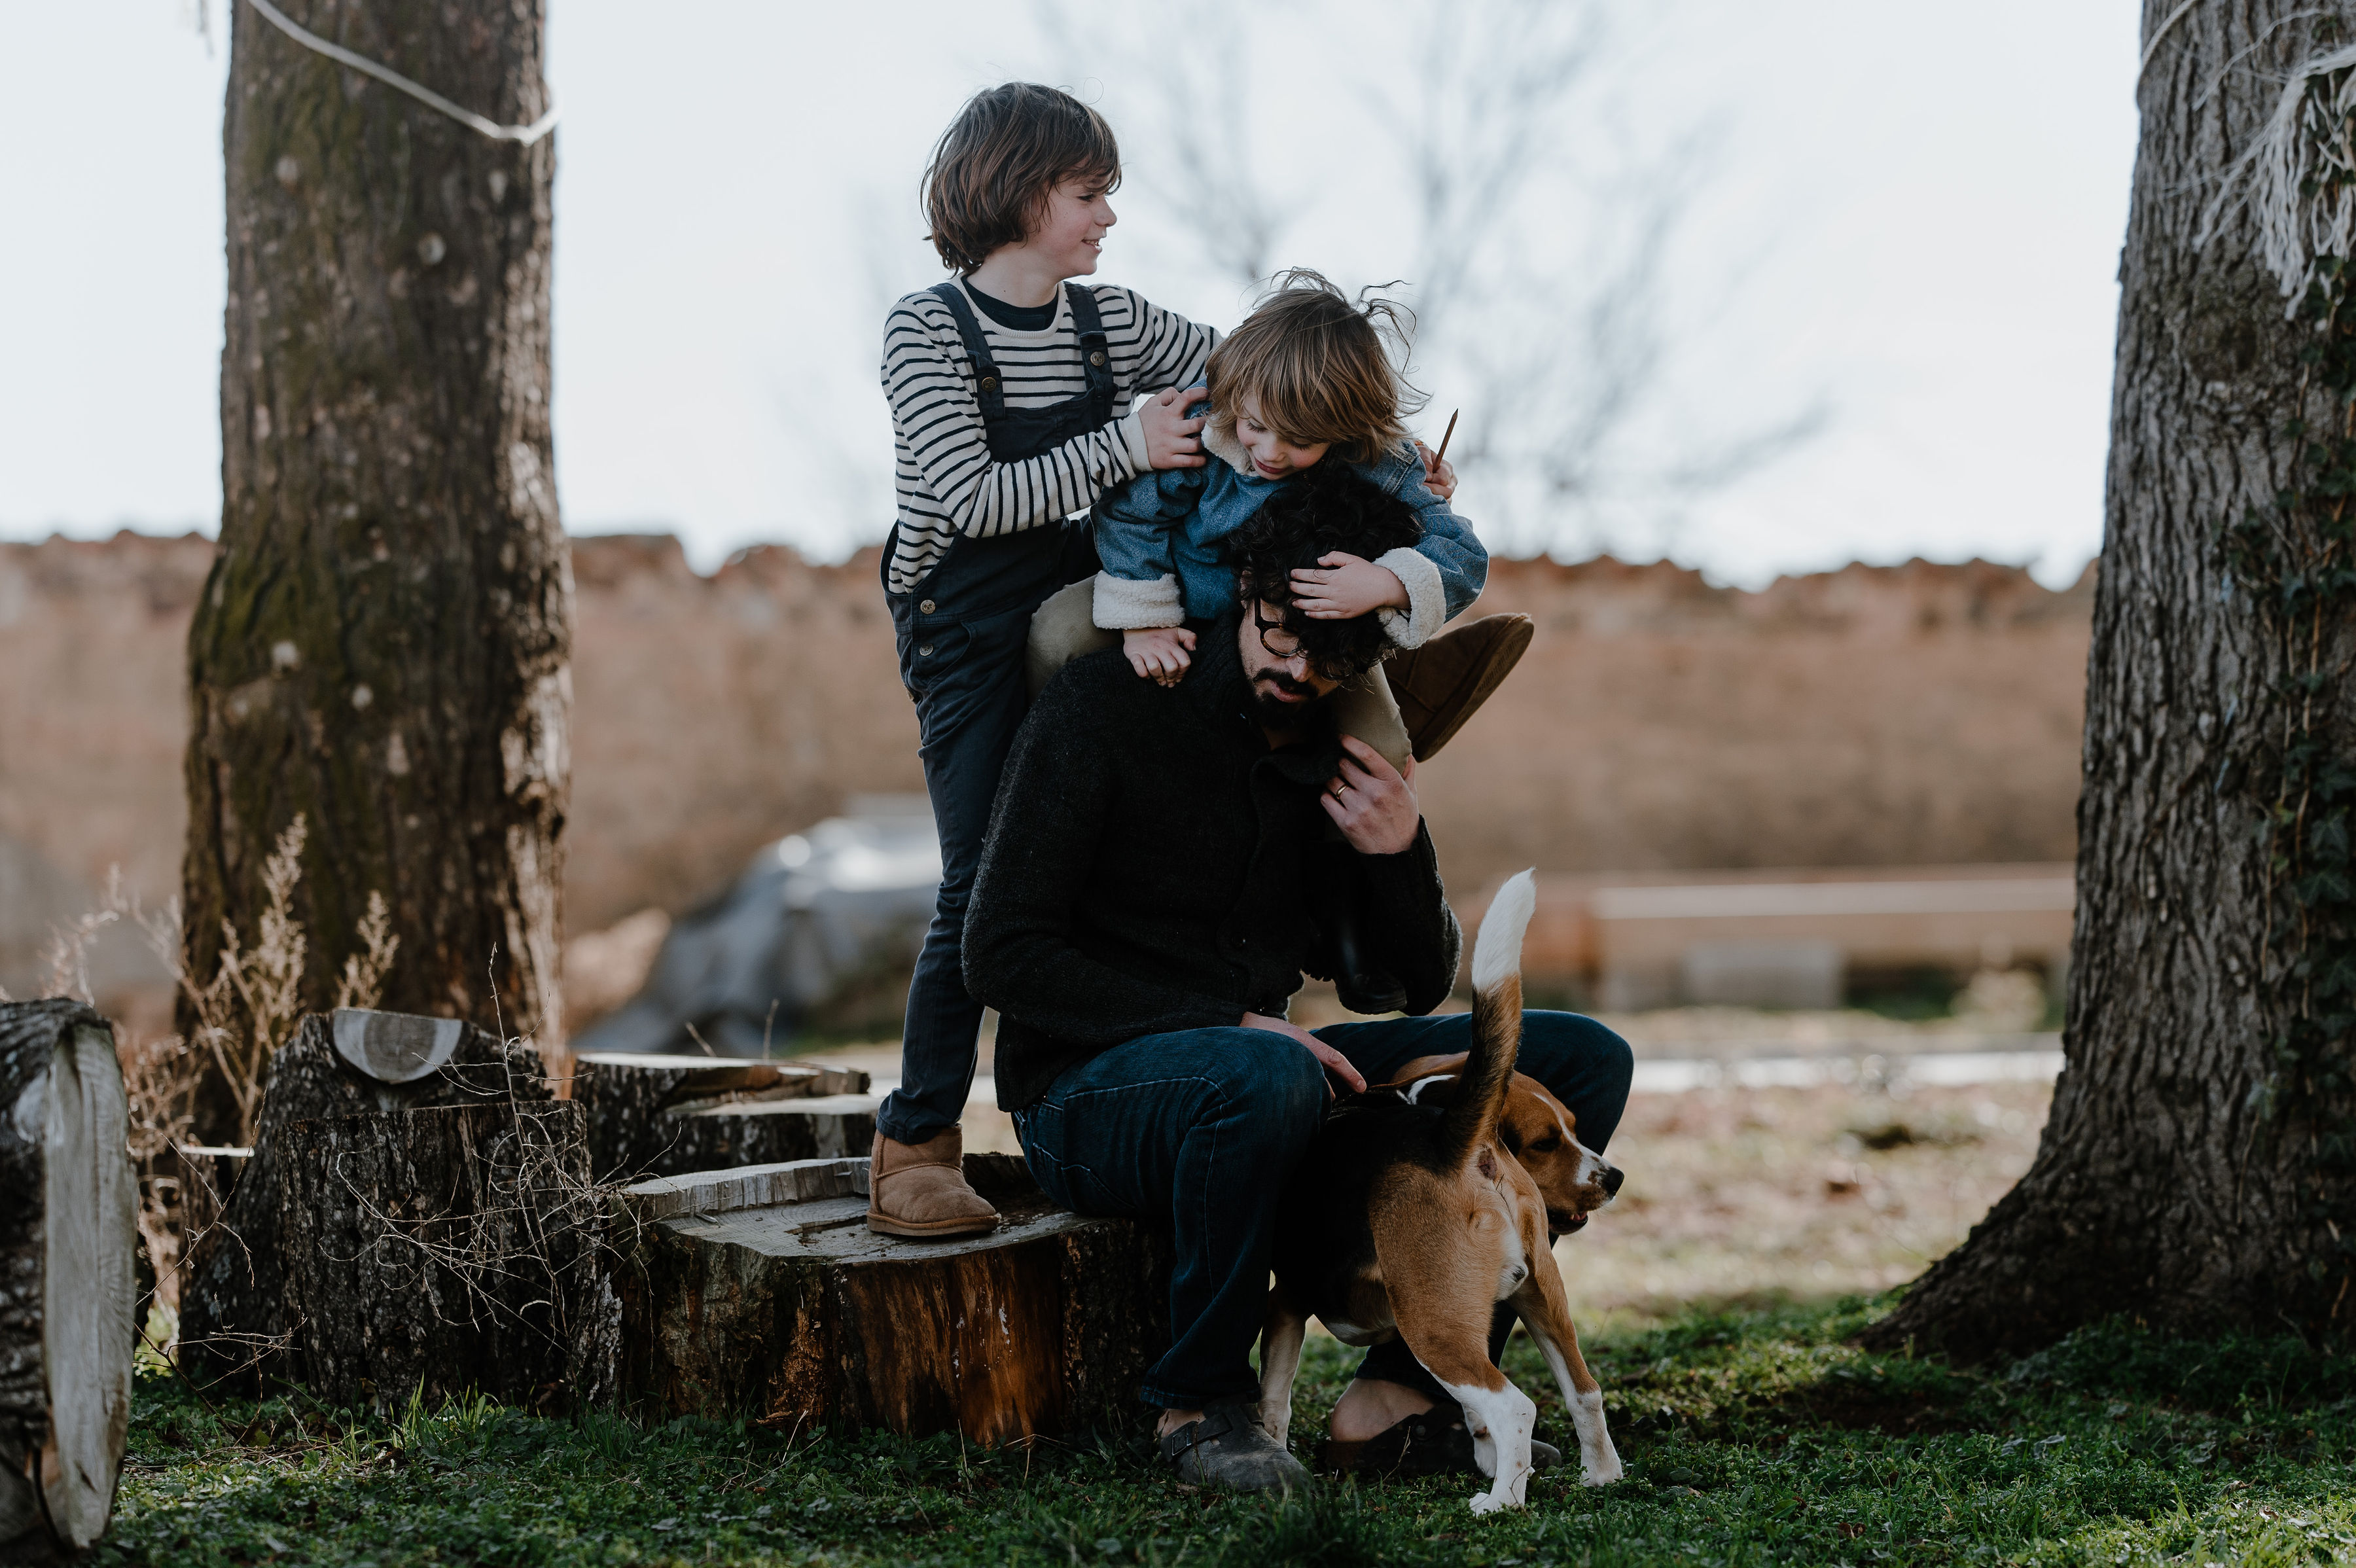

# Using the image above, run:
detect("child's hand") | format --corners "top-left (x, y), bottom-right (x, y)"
top-left (1290, 552), bottom-right (1410, 620)
top-left (1141, 387), bottom-right (1207, 471)
top-left (1123, 626), bottom-right (1196, 685)
top-left (1414, 439), bottom-right (1457, 502)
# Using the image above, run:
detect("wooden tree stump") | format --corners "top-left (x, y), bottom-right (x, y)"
top-left (0, 1001), bottom-right (137, 1562)
top-left (276, 1103), bottom-right (618, 1412)
top-left (570, 1052), bottom-right (873, 1181)
top-left (177, 1010), bottom-right (550, 1387)
top-left (613, 1154), bottom-right (1170, 1444)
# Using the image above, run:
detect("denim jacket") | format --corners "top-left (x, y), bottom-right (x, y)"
top-left (1088, 397), bottom-right (1486, 649)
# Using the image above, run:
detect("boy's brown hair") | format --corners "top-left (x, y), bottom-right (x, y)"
top-left (1205, 270), bottom-right (1423, 465)
top-left (923, 84), bottom-right (1121, 274)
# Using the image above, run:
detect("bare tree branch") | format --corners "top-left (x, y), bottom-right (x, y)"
top-left (1035, 0), bottom-right (1296, 294)
top-left (1021, 0), bottom-right (1829, 560)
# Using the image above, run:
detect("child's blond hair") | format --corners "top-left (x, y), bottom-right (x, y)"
top-left (1204, 270), bottom-right (1423, 465)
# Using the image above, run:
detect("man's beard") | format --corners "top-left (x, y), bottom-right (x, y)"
top-left (1249, 671), bottom-right (1331, 728)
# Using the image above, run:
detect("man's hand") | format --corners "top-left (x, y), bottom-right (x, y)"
top-left (1141, 386), bottom-right (1207, 470)
top-left (1241, 1010), bottom-right (1367, 1095)
top-left (1319, 736), bottom-right (1419, 855)
top-left (1122, 626), bottom-right (1194, 685)
top-left (1289, 552), bottom-right (1410, 620)
top-left (1414, 439), bottom-right (1457, 502)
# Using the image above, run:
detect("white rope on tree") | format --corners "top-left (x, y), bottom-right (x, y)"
top-left (2204, 38), bottom-right (2356, 313)
top-left (2139, 0), bottom-right (2204, 82)
top-left (241, 0), bottom-right (560, 146)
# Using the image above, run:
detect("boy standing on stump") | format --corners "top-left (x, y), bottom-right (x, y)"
top-left (870, 85), bottom-right (1221, 1236)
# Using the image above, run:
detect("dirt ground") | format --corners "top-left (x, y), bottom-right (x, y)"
top-left (812, 1013), bottom-right (2054, 1327)
top-left (1560, 1078), bottom-right (2050, 1327)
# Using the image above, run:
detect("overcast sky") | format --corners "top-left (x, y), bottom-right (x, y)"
top-left (0, 3), bottom-right (2137, 588)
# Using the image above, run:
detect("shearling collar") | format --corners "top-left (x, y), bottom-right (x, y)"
top-left (1202, 420), bottom-right (1259, 478)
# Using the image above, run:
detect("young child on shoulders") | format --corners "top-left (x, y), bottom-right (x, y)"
top-left (1028, 270), bottom-right (1519, 779)
top-left (870, 82), bottom-right (1221, 1243)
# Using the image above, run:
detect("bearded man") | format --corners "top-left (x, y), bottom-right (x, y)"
top-left (948, 472), bottom-right (1632, 1493)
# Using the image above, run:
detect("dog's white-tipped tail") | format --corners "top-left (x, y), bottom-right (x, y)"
top-left (1440, 869), bottom-right (1539, 1166)
top-left (1471, 870), bottom-right (1538, 997)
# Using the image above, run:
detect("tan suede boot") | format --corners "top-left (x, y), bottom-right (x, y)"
top-left (866, 1127), bottom-right (999, 1238)
top-left (1382, 613), bottom-right (1535, 761)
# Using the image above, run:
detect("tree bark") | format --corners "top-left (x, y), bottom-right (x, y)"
top-left (176, 1010), bottom-right (549, 1387)
top-left (569, 1052), bottom-right (873, 1181)
top-left (0, 1001), bottom-right (137, 1562)
top-left (613, 1154), bottom-right (1171, 1442)
top-left (183, 0), bottom-right (569, 1106)
top-left (276, 1103), bottom-right (618, 1412)
top-left (1865, 1), bottom-right (2356, 1360)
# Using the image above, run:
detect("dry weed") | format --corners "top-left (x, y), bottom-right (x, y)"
top-left (185, 816), bottom-right (312, 1143)
top-left (334, 890), bottom-right (399, 1012)
top-left (39, 816), bottom-right (398, 1319)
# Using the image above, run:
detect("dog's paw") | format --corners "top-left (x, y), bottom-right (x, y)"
top-left (1580, 1455), bottom-right (1624, 1487)
top-left (1468, 1491), bottom-right (1510, 1516)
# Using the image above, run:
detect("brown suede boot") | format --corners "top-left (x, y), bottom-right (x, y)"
top-left (866, 1128), bottom-right (999, 1238)
top-left (1382, 613), bottom-right (1535, 761)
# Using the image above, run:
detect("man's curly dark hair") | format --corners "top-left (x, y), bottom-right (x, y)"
top-left (1228, 463), bottom-right (1425, 681)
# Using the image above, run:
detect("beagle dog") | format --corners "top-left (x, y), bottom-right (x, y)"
top-left (1376, 1056), bottom-right (1605, 1238)
top-left (1257, 871), bottom-right (1624, 1512)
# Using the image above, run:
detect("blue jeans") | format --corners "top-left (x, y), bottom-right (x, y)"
top-left (877, 602), bottom-right (1037, 1147)
top-left (1011, 1010), bottom-right (1634, 1410)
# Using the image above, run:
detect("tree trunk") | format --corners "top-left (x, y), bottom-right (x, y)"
top-left (276, 1103), bottom-right (618, 1412)
top-left (183, 0), bottom-right (569, 1118)
top-left (0, 1001), bottom-right (137, 1562)
top-left (569, 1052), bottom-right (873, 1181)
top-left (613, 1154), bottom-right (1171, 1442)
top-left (177, 1010), bottom-right (549, 1387)
top-left (1865, 1), bottom-right (2356, 1360)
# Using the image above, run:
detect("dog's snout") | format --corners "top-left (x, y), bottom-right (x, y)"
top-left (1600, 1164), bottom-right (1624, 1197)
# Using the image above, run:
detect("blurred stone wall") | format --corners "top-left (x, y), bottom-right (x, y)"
top-left (1419, 555), bottom-right (2094, 895)
top-left (0, 533), bottom-right (2092, 946)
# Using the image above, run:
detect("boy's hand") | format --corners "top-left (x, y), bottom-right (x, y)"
top-left (1290, 552), bottom-right (1410, 620)
top-left (1414, 439), bottom-right (1457, 502)
top-left (1122, 626), bottom-right (1195, 685)
top-left (1141, 386), bottom-right (1207, 470)
top-left (1319, 738), bottom-right (1419, 857)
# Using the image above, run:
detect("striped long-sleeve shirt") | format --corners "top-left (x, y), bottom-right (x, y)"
top-left (881, 279), bottom-right (1219, 595)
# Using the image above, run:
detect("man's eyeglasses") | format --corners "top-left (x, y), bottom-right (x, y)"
top-left (1252, 602), bottom-right (1306, 661)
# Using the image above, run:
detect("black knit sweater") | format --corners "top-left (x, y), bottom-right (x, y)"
top-left (963, 613), bottom-right (1463, 1111)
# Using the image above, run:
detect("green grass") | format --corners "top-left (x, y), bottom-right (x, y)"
top-left (101, 1298), bottom-right (2356, 1567)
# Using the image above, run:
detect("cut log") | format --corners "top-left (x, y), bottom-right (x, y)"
top-left (176, 1009), bottom-right (550, 1388)
top-left (615, 1156), bottom-right (869, 1221)
top-left (651, 1094), bottom-right (877, 1174)
top-left (328, 1010), bottom-right (467, 1084)
top-left (275, 1103), bottom-right (618, 1412)
top-left (613, 1154), bottom-right (1170, 1443)
top-left (569, 1052), bottom-right (873, 1181)
top-left (0, 1000), bottom-right (137, 1561)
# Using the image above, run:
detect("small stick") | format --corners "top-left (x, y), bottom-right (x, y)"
top-left (1432, 409), bottom-right (1460, 469)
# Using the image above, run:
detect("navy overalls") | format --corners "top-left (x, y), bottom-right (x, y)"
top-left (878, 280), bottom-right (1115, 1145)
